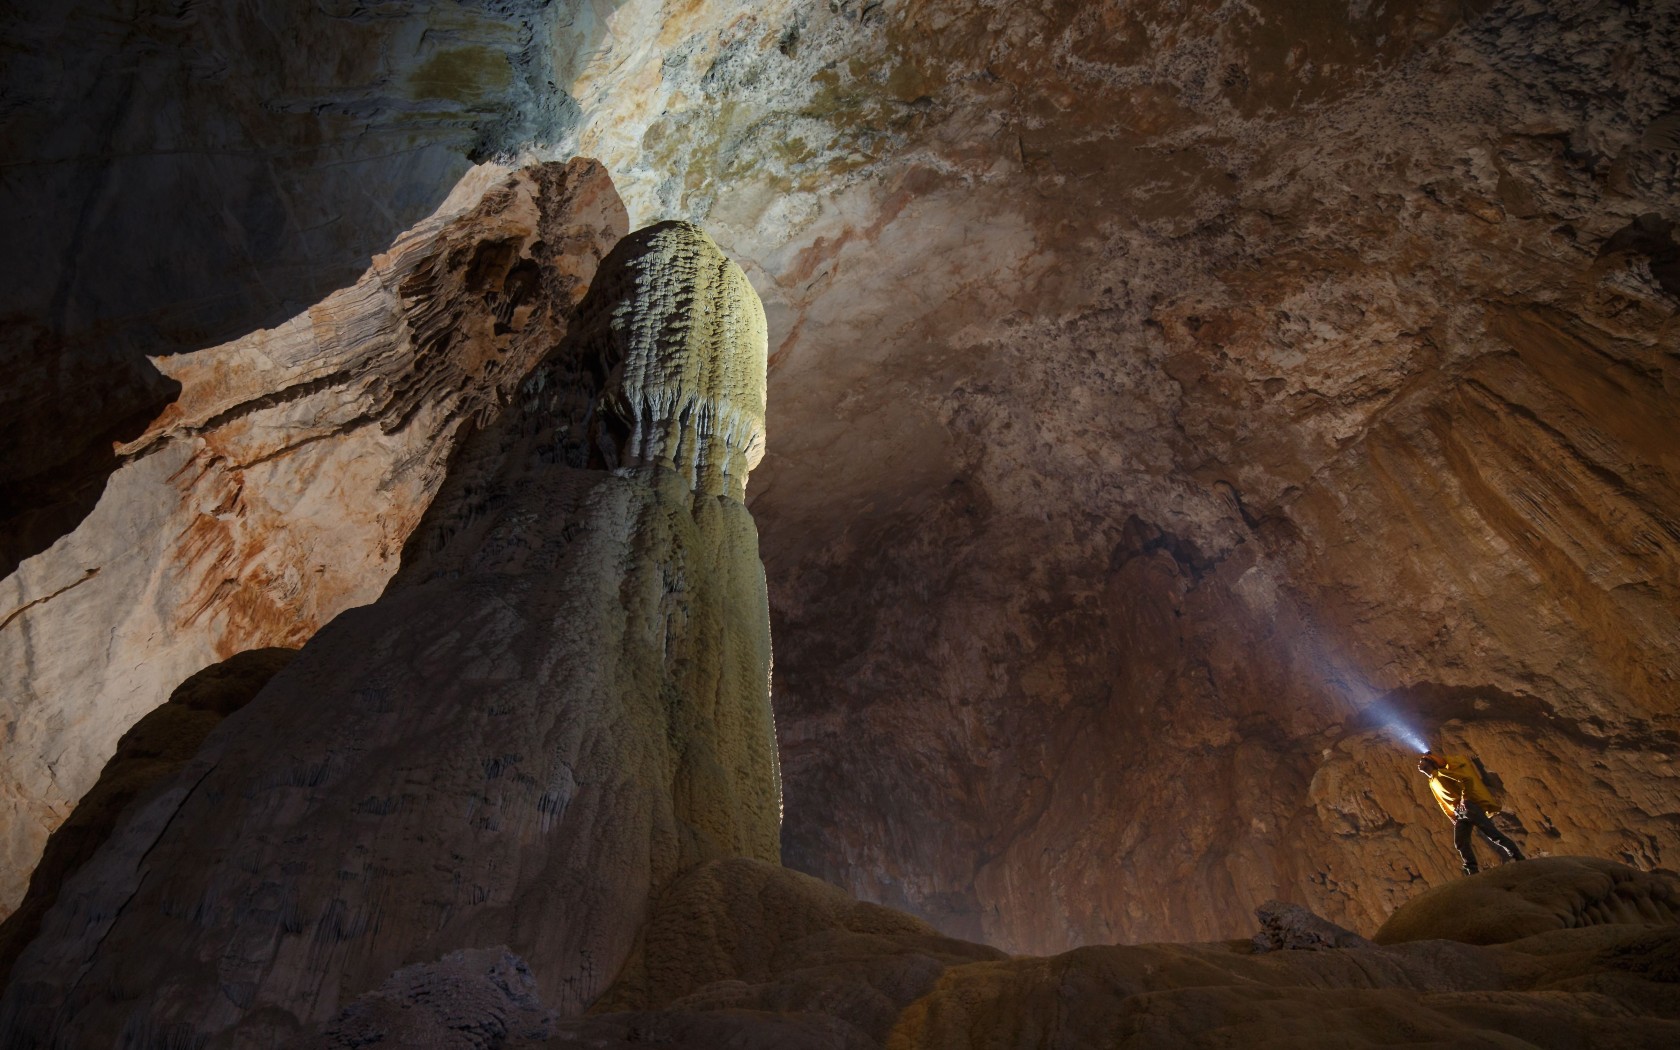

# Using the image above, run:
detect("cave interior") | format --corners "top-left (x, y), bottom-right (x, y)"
top-left (2, 1), bottom-right (1679, 1047)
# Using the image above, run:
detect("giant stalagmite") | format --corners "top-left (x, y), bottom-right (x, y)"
top-left (0, 221), bottom-right (779, 1047)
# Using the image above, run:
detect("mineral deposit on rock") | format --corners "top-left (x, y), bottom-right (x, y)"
top-left (1376, 856), bottom-right (1680, 946)
top-left (540, 0), bottom-right (1680, 951)
top-left (312, 947), bottom-right (556, 1050)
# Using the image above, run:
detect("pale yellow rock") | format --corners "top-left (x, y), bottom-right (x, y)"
top-left (1, 220), bottom-right (780, 1048)
top-left (590, 221), bottom-right (769, 499)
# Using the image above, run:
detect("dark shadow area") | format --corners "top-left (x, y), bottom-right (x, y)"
top-left (0, 0), bottom-right (604, 574)
top-left (387, 217), bottom-right (674, 589)
top-left (0, 321), bottom-right (179, 576)
top-left (1597, 212), bottom-right (1680, 299)
top-left (0, 646), bottom-right (298, 990)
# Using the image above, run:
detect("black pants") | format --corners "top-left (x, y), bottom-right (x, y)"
top-left (1454, 805), bottom-right (1523, 873)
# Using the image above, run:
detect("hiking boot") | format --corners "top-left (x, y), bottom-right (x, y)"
top-left (1462, 863), bottom-right (1479, 876)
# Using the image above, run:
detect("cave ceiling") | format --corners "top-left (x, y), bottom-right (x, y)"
top-left (2, 0), bottom-right (1678, 954)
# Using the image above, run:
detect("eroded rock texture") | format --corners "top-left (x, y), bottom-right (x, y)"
top-left (0, 221), bottom-right (778, 1047)
top-left (1376, 856), bottom-right (1680, 946)
top-left (0, 158), bottom-right (624, 922)
top-left (314, 947), bottom-right (555, 1050)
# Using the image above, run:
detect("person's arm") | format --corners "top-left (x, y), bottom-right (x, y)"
top-left (1427, 776), bottom-right (1458, 818)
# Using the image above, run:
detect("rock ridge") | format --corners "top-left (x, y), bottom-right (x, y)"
top-left (0, 159), bottom-right (626, 922)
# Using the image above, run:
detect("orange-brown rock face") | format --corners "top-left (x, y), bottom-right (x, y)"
top-left (0, 160), bottom-right (626, 921)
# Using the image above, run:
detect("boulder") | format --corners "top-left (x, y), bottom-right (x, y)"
top-left (1376, 857), bottom-right (1680, 946)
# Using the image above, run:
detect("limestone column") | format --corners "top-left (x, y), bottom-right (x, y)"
top-left (0, 221), bottom-right (780, 1048)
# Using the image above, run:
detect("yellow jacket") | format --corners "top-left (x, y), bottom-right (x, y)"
top-left (1426, 753), bottom-right (1499, 818)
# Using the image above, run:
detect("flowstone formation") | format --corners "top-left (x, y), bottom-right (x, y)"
top-left (0, 159), bottom-right (626, 922)
top-left (0, 222), bottom-right (780, 1047)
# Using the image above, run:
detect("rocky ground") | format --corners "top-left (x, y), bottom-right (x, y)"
top-left (320, 856), bottom-right (1680, 1048)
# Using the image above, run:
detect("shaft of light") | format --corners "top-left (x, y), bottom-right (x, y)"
top-left (1364, 695), bottom-right (1431, 753)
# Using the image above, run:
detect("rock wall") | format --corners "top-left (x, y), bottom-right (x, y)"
top-left (0, 647), bottom-right (298, 989)
top-left (0, 221), bottom-right (780, 1047)
top-left (538, 0), bottom-right (1680, 949)
top-left (0, 159), bottom-right (625, 920)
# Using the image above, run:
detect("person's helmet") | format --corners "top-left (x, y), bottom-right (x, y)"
top-left (1417, 750), bottom-right (1441, 774)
